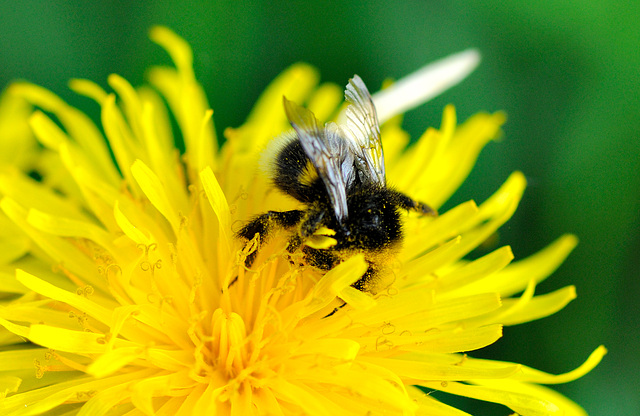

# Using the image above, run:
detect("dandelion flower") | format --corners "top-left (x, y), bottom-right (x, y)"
top-left (0, 27), bottom-right (604, 415)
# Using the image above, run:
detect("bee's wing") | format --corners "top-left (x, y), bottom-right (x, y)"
top-left (343, 75), bottom-right (386, 186)
top-left (325, 122), bottom-right (357, 189)
top-left (283, 97), bottom-right (350, 223)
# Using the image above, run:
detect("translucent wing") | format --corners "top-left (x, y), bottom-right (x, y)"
top-left (325, 121), bottom-right (356, 189)
top-left (283, 97), bottom-right (350, 223)
top-left (342, 75), bottom-right (386, 186)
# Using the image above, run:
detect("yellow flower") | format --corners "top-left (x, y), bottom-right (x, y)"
top-left (0, 27), bottom-right (604, 415)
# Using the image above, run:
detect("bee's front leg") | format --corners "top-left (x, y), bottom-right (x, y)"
top-left (391, 190), bottom-right (438, 216)
top-left (237, 210), bottom-right (304, 266)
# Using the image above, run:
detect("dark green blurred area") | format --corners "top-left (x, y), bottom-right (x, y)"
top-left (1, 1), bottom-right (637, 414)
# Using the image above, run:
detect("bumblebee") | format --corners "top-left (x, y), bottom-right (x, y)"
top-left (238, 75), bottom-right (435, 291)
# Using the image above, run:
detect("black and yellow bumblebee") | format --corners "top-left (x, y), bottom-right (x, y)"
top-left (238, 75), bottom-right (435, 291)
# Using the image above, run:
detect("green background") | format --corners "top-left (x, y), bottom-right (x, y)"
top-left (1, 1), bottom-right (637, 414)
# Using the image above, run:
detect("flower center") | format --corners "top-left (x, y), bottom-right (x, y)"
top-left (211, 308), bottom-right (249, 379)
top-left (194, 307), bottom-right (276, 399)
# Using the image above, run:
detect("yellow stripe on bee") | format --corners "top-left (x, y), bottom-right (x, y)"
top-left (298, 160), bottom-right (318, 186)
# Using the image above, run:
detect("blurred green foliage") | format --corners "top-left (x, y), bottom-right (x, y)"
top-left (1, 1), bottom-right (638, 414)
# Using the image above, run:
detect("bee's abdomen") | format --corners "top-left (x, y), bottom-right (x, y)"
top-left (273, 140), bottom-right (327, 204)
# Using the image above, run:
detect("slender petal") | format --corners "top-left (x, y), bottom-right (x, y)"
top-left (373, 49), bottom-right (481, 123)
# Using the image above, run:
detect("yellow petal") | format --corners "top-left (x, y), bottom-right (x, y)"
top-left (69, 78), bottom-right (108, 104)
top-left (16, 269), bottom-right (113, 326)
top-left (399, 324), bottom-right (503, 354)
top-left (391, 105), bottom-right (456, 192)
top-left (10, 82), bottom-right (119, 185)
top-left (149, 26), bottom-right (217, 174)
top-left (402, 236), bottom-right (462, 279)
top-left (253, 388), bottom-right (286, 416)
top-left (28, 324), bottom-right (108, 354)
top-left (400, 200), bottom-right (478, 263)
top-left (408, 386), bottom-right (472, 416)
top-left (0, 169), bottom-right (87, 221)
top-left (512, 345), bottom-right (607, 384)
top-left (423, 380), bottom-right (570, 416)
top-left (293, 367), bottom-right (415, 412)
top-left (149, 26), bottom-right (194, 79)
top-left (28, 110), bottom-right (67, 150)
top-left (0, 376), bottom-right (21, 399)
top-left (76, 383), bottom-right (132, 416)
top-left (391, 292), bottom-right (501, 331)
top-left (137, 86), bottom-right (175, 158)
top-left (131, 159), bottom-right (180, 231)
top-left (200, 166), bottom-right (231, 242)
top-left (307, 82), bottom-right (342, 123)
top-left (1, 198), bottom-right (104, 287)
top-left (129, 372), bottom-right (192, 415)
top-left (87, 347), bottom-right (143, 378)
top-left (292, 338), bottom-right (360, 361)
top-left (391, 127), bottom-right (441, 191)
top-left (0, 235), bottom-right (29, 265)
top-left (269, 378), bottom-right (335, 416)
top-left (0, 90), bottom-right (36, 168)
top-left (101, 93), bottom-right (141, 193)
top-left (416, 111), bottom-right (506, 207)
top-left (1, 369), bottom-right (157, 416)
top-left (496, 234), bottom-right (579, 297)
top-left (26, 208), bottom-right (113, 251)
top-left (338, 285), bottom-right (376, 310)
top-left (0, 270), bottom-right (28, 294)
top-left (154, 397), bottom-right (188, 416)
top-left (239, 63), bottom-right (319, 153)
top-left (500, 285), bottom-right (577, 326)
top-left (107, 74), bottom-right (145, 142)
top-left (298, 254), bottom-right (367, 318)
top-left (435, 246), bottom-right (514, 295)
top-left (113, 200), bottom-right (152, 245)
top-left (0, 300), bottom-right (85, 328)
top-left (380, 117), bottom-right (410, 166)
top-left (362, 355), bottom-right (520, 381)
top-left (0, 317), bottom-right (30, 339)
top-left (407, 172), bottom-right (525, 282)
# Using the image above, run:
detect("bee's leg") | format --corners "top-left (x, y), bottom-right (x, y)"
top-left (286, 209), bottom-right (326, 253)
top-left (237, 210), bottom-right (304, 241)
top-left (302, 246), bottom-right (339, 270)
top-left (323, 301), bottom-right (347, 318)
top-left (391, 190), bottom-right (438, 216)
top-left (299, 209), bottom-right (326, 239)
top-left (352, 262), bottom-right (375, 291)
top-left (237, 210), bottom-right (304, 266)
